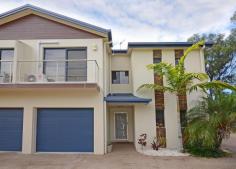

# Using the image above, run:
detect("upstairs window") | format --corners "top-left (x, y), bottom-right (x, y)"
top-left (112, 71), bottom-right (129, 84)
top-left (0, 49), bottom-right (14, 83)
top-left (175, 49), bottom-right (184, 65)
top-left (44, 48), bottom-right (87, 82)
top-left (153, 50), bottom-right (162, 63)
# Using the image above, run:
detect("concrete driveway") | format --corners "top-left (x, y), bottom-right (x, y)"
top-left (0, 143), bottom-right (235, 169)
top-left (222, 133), bottom-right (236, 153)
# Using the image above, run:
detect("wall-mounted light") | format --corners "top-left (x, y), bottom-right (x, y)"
top-left (92, 44), bottom-right (98, 51)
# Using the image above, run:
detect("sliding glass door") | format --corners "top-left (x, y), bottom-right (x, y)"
top-left (44, 48), bottom-right (87, 82)
top-left (66, 49), bottom-right (87, 81)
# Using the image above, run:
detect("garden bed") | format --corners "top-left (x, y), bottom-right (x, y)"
top-left (138, 148), bottom-right (189, 156)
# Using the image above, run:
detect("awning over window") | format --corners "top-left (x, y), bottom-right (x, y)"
top-left (105, 93), bottom-right (151, 104)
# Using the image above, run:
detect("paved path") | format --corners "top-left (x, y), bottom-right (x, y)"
top-left (0, 143), bottom-right (235, 169)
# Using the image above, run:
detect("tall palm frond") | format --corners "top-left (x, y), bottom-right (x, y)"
top-left (189, 80), bottom-right (236, 93)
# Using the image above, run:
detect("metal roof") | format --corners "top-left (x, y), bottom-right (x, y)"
top-left (105, 93), bottom-right (152, 104)
top-left (128, 42), bottom-right (213, 48)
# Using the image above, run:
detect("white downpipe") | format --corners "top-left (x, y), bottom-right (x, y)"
top-left (103, 42), bottom-right (107, 154)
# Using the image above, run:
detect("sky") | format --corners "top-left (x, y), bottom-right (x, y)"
top-left (0, 0), bottom-right (236, 49)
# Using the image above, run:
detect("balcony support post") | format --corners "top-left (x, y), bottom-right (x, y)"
top-left (12, 43), bottom-right (18, 83)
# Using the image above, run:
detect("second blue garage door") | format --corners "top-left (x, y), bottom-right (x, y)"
top-left (36, 108), bottom-right (94, 152)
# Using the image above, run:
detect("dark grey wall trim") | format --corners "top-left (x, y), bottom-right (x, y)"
top-left (112, 50), bottom-right (128, 54)
top-left (128, 42), bottom-right (213, 48)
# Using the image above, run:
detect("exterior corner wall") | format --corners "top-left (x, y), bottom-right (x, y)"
top-left (110, 54), bottom-right (132, 93)
top-left (104, 44), bottom-right (111, 95)
top-left (106, 105), bottom-right (111, 144)
top-left (160, 48), bottom-right (205, 149)
top-left (130, 49), bottom-right (156, 150)
top-left (161, 49), bottom-right (179, 149)
top-left (163, 92), bottom-right (179, 148)
top-left (0, 90), bottom-right (105, 154)
top-left (185, 49), bottom-right (206, 109)
top-left (134, 104), bottom-right (156, 150)
top-left (22, 106), bottom-right (36, 154)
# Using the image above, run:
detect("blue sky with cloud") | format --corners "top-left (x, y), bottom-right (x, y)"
top-left (0, 0), bottom-right (235, 49)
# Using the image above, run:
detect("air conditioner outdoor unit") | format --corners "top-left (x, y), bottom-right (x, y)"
top-left (26, 74), bottom-right (46, 82)
top-left (0, 73), bottom-right (11, 83)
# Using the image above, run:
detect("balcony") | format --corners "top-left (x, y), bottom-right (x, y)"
top-left (0, 59), bottom-right (99, 90)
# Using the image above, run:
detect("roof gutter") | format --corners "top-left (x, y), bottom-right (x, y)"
top-left (128, 42), bottom-right (213, 48)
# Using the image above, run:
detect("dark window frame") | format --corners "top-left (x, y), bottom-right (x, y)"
top-left (153, 57), bottom-right (162, 64)
top-left (153, 50), bottom-right (162, 64)
top-left (43, 47), bottom-right (87, 81)
top-left (175, 49), bottom-right (184, 65)
top-left (156, 109), bottom-right (165, 127)
top-left (180, 110), bottom-right (187, 127)
top-left (0, 48), bottom-right (14, 74)
top-left (111, 70), bottom-right (129, 84)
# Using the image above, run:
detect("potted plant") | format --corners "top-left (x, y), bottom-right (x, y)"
top-left (138, 133), bottom-right (147, 150)
top-left (107, 143), bottom-right (113, 153)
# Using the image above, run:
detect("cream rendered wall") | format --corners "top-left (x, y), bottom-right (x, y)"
top-left (0, 38), bottom-right (106, 154)
top-left (0, 39), bottom-right (104, 84)
top-left (162, 48), bottom-right (205, 149)
top-left (106, 107), bottom-right (111, 144)
top-left (103, 43), bottom-right (110, 153)
top-left (0, 40), bottom-right (16, 48)
top-left (130, 49), bottom-right (156, 150)
top-left (0, 38), bottom-right (206, 153)
top-left (0, 89), bottom-right (105, 154)
top-left (15, 41), bottom-right (33, 82)
top-left (104, 45), bottom-right (111, 95)
top-left (185, 49), bottom-right (205, 109)
top-left (111, 54), bottom-right (132, 93)
top-left (129, 48), bottom-right (205, 150)
top-left (161, 49), bottom-right (179, 149)
top-left (109, 106), bottom-right (134, 142)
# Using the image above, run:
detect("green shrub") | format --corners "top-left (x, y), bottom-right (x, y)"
top-left (185, 144), bottom-right (228, 158)
top-left (184, 92), bottom-right (236, 157)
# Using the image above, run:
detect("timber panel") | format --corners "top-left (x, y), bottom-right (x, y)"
top-left (0, 15), bottom-right (101, 40)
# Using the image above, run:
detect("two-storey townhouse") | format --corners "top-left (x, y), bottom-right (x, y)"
top-left (0, 4), bottom-right (211, 154)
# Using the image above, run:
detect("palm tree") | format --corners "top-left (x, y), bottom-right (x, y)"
top-left (138, 41), bottom-right (236, 151)
top-left (185, 92), bottom-right (236, 151)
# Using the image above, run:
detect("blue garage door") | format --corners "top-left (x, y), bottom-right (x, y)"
top-left (0, 108), bottom-right (23, 151)
top-left (36, 108), bottom-right (94, 152)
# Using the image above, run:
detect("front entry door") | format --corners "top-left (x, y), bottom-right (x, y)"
top-left (115, 113), bottom-right (128, 140)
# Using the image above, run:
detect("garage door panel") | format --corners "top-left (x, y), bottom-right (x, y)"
top-left (36, 108), bottom-right (94, 152)
top-left (0, 108), bottom-right (23, 151)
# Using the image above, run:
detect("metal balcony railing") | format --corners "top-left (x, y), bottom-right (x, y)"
top-left (0, 60), bottom-right (99, 84)
top-left (0, 60), bottom-right (13, 83)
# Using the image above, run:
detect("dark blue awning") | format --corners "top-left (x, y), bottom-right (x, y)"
top-left (105, 93), bottom-right (151, 104)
